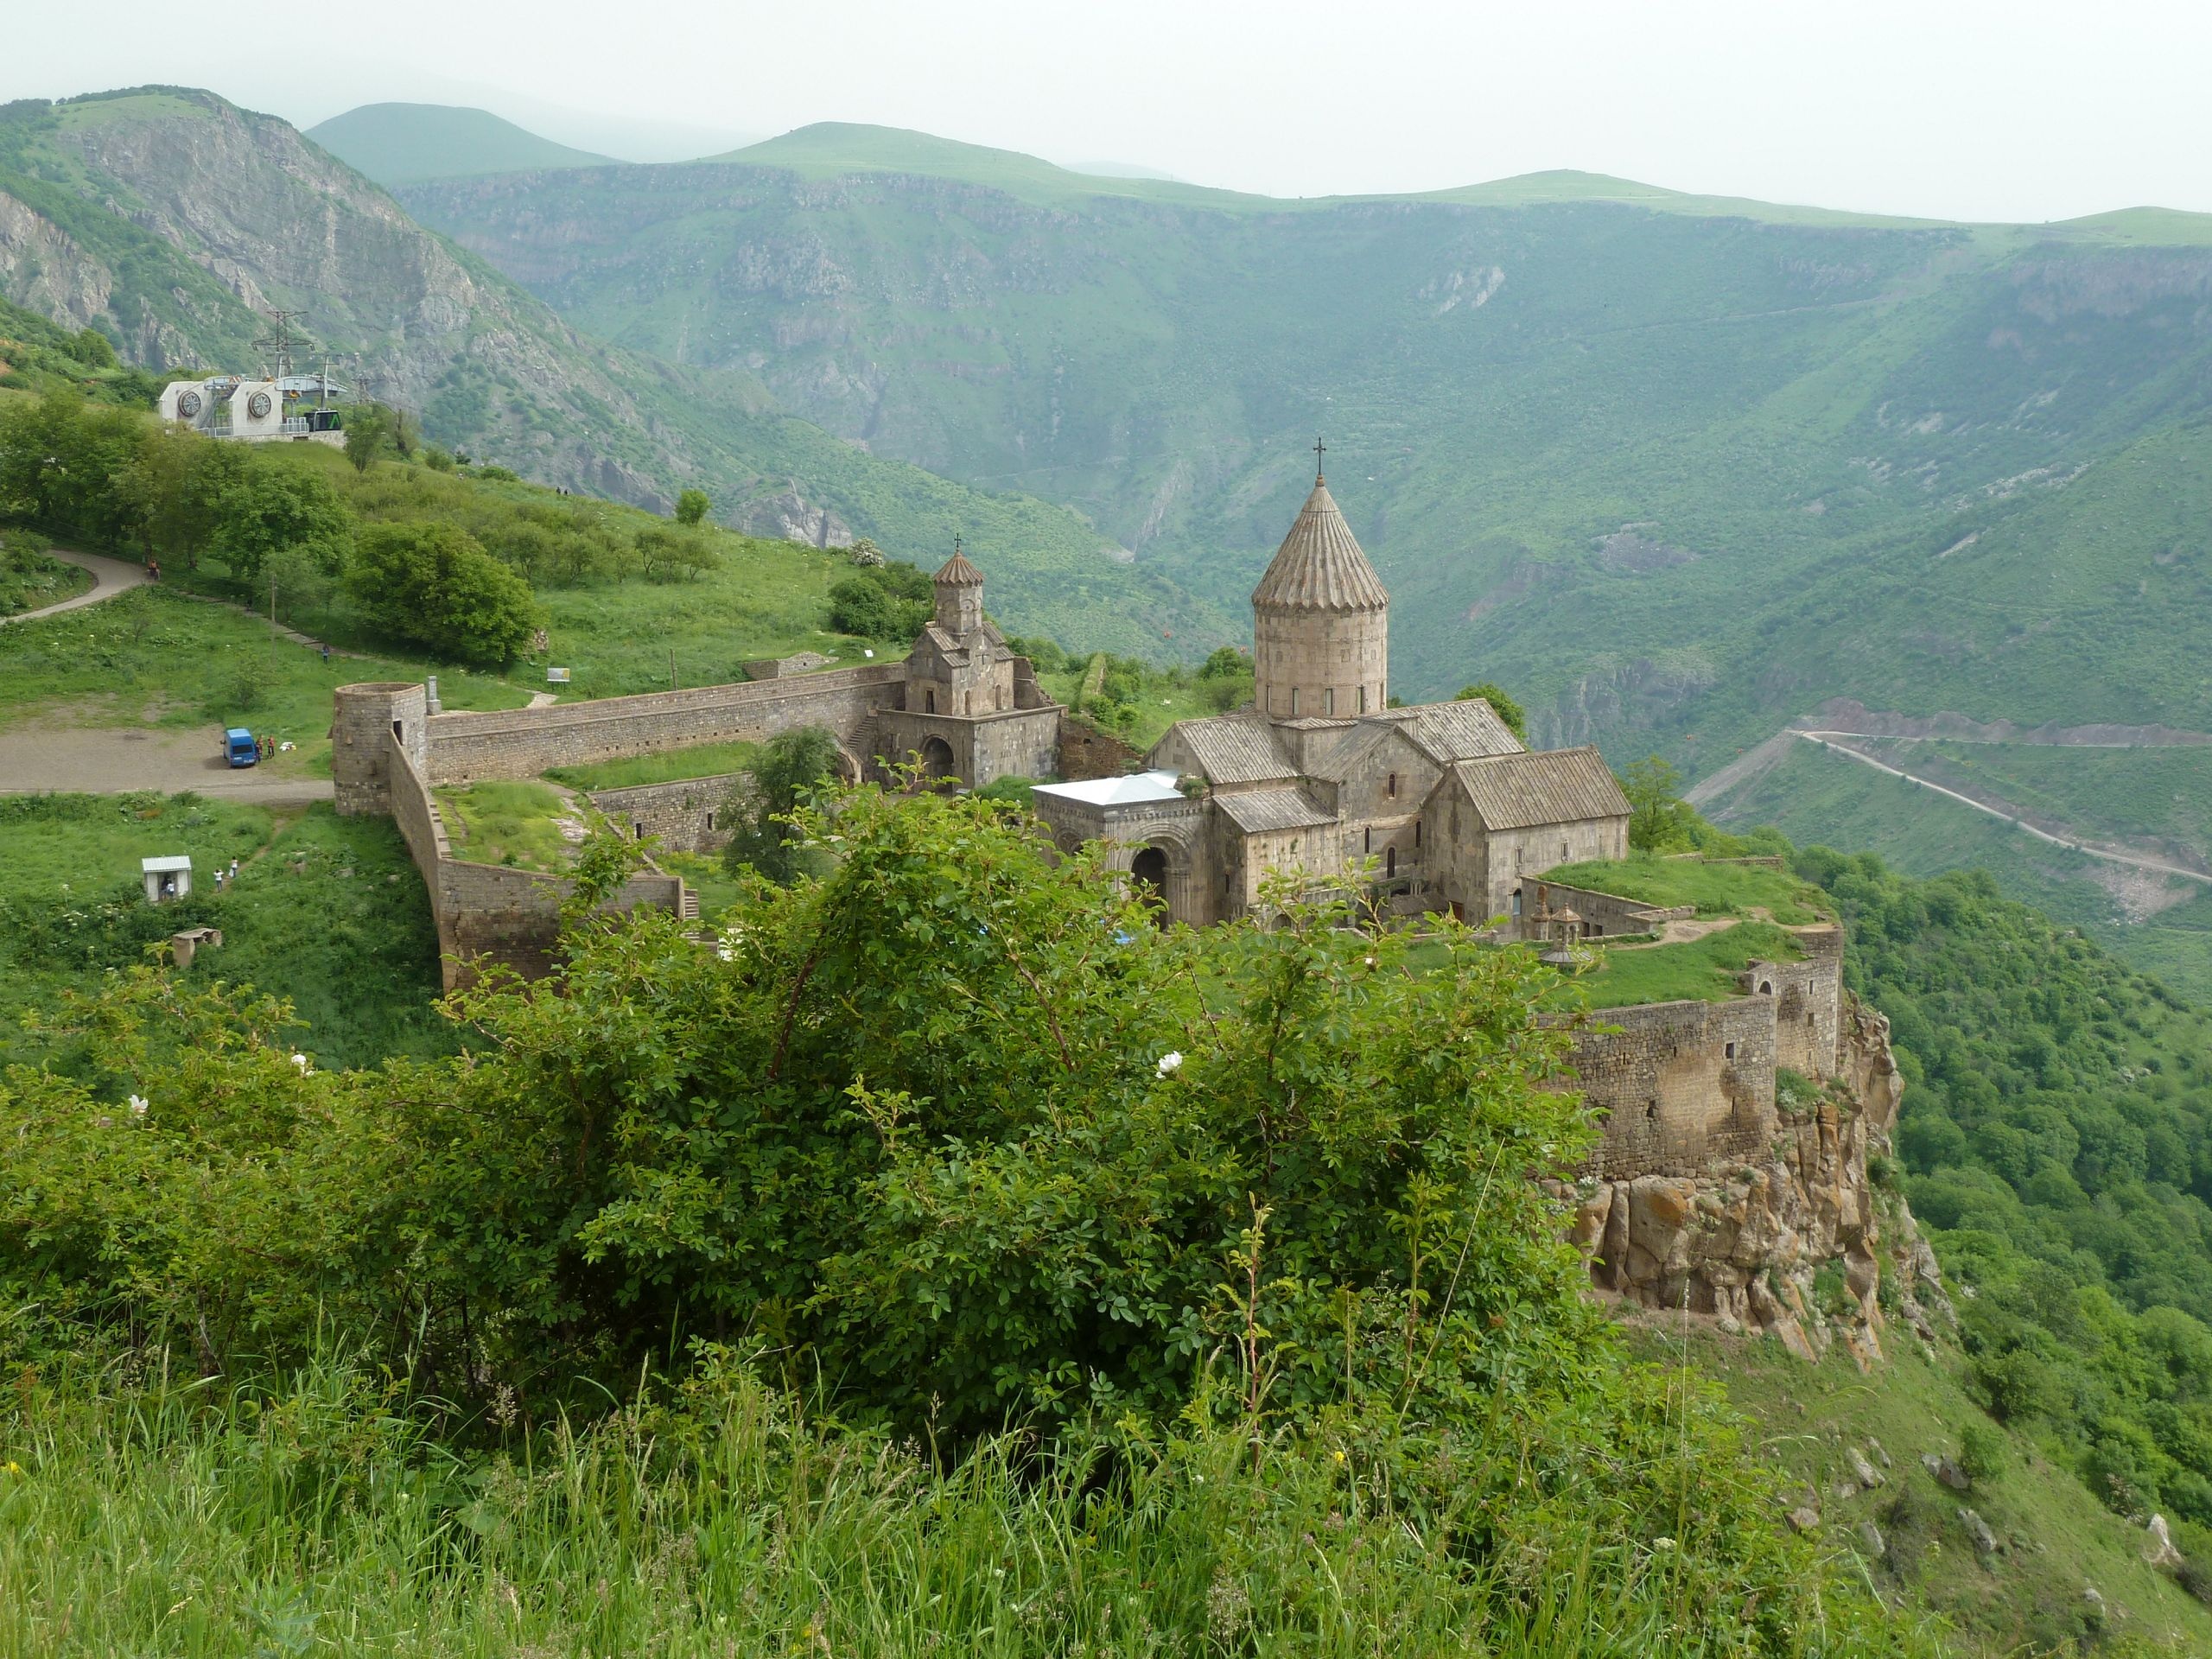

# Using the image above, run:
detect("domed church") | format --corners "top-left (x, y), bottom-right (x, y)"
top-left (1032, 459), bottom-right (1630, 926)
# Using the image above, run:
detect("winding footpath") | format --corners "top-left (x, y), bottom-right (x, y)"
top-left (0, 547), bottom-right (333, 804)
top-left (0, 548), bottom-right (150, 626)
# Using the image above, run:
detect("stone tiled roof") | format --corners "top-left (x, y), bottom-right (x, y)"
top-left (1215, 787), bottom-right (1338, 834)
top-left (1250, 480), bottom-right (1389, 613)
top-left (934, 550), bottom-right (984, 586)
top-left (1450, 747), bottom-right (1630, 830)
top-left (1302, 718), bottom-right (1407, 783)
top-left (1376, 699), bottom-right (1525, 764)
top-left (914, 623), bottom-right (971, 667)
top-left (1155, 713), bottom-right (1298, 785)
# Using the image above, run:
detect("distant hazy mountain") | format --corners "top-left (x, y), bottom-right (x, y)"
top-left (0, 90), bottom-right (1200, 652)
top-left (1064, 160), bottom-right (1187, 183)
top-left (308, 102), bottom-right (617, 187)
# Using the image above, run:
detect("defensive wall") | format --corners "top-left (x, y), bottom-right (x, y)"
top-left (336, 660), bottom-right (1071, 984)
top-left (588, 774), bottom-right (750, 855)
top-left (418, 665), bottom-right (906, 785)
top-left (387, 733), bottom-right (687, 988)
top-left (1520, 876), bottom-right (1691, 939)
top-left (1563, 998), bottom-right (1780, 1180)
top-left (1528, 869), bottom-right (1846, 1186)
top-left (1056, 715), bottom-right (1147, 782)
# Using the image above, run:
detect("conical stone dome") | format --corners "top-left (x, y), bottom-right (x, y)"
top-left (1251, 480), bottom-right (1389, 612)
top-left (934, 549), bottom-right (984, 586)
top-left (1251, 474), bottom-right (1389, 721)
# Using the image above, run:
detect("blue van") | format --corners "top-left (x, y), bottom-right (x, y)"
top-left (226, 728), bottom-right (258, 768)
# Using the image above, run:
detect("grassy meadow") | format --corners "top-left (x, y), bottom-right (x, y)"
top-left (432, 780), bottom-right (579, 872)
top-left (1542, 854), bottom-right (1833, 925)
top-left (0, 793), bottom-right (454, 1070)
top-left (543, 738), bottom-right (760, 792)
top-left (1633, 1322), bottom-right (2212, 1655)
top-left (0, 582), bottom-right (531, 776)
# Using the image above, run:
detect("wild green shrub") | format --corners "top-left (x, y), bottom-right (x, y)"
top-left (346, 519), bottom-right (541, 664)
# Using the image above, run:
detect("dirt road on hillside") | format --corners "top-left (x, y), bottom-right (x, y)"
top-left (1, 549), bottom-right (150, 626)
top-left (0, 724), bottom-right (333, 804)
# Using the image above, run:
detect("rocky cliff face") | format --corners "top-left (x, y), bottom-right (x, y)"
top-left (1564, 994), bottom-right (1953, 1365)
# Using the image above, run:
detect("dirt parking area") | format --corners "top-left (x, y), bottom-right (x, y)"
top-left (0, 722), bottom-right (332, 804)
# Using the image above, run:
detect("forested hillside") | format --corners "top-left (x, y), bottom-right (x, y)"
top-left (1805, 847), bottom-right (2212, 1573)
top-left (0, 91), bottom-right (1213, 652)
top-left (399, 124), bottom-right (2212, 756)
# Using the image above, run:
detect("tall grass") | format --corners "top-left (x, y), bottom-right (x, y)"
top-left (0, 1350), bottom-right (1777, 1658)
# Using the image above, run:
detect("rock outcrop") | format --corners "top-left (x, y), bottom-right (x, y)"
top-left (1564, 993), bottom-right (1953, 1363)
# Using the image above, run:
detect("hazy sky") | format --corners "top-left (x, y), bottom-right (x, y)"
top-left (8, 0), bottom-right (2207, 221)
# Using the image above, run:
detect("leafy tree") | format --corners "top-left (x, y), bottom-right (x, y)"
top-left (1455, 681), bottom-right (1529, 743)
top-left (67, 327), bottom-right (117, 368)
top-left (216, 461), bottom-right (353, 584)
top-left (635, 522), bottom-right (721, 582)
top-left (1623, 754), bottom-right (1693, 851)
top-left (721, 725), bottom-right (841, 884)
top-left (343, 405), bottom-right (388, 474)
top-left (1198, 644), bottom-right (1256, 710)
top-left (346, 519), bottom-right (541, 664)
top-left (827, 568), bottom-right (930, 639)
top-left (674, 487), bottom-right (710, 527)
top-left (117, 423), bottom-right (243, 569)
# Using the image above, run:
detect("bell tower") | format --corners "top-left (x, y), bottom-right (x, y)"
top-left (1250, 442), bottom-right (1389, 721)
top-left (933, 537), bottom-right (985, 634)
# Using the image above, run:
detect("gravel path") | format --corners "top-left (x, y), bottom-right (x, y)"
top-left (1, 549), bottom-right (150, 626)
top-left (0, 722), bottom-right (334, 804)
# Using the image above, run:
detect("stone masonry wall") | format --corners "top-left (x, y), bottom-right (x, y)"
top-left (1056, 715), bottom-right (1146, 782)
top-left (875, 706), bottom-right (1061, 786)
top-left (435, 861), bottom-right (683, 986)
top-left (384, 730), bottom-right (683, 988)
top-left (423, 665), bottom-right (906, 784)
top-left (1518, 877), bottom-right (1690, 939)
top-left (1565, 997), bottom-right (1779, 1180)
top-left (386, 735), bottom-right (461, 965)
top-left (588, 773), bottom-right (751, 855)
top-left (332, 682), bottom-right (429, 816)
top-left (1746, 925), bottom-right (1844, 1080)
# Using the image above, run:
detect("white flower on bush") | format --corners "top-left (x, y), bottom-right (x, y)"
top-left (128, 1094), bottom-right (149, 1117)
top-left (1156, 1051), bottom-right (1184, 1077)
top-left (290, 1052), bottom-right (313, 1075)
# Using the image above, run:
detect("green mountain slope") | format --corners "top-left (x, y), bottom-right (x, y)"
top-left (1704, 737), bottom-right (2212, 1001)
top-left (397, 130), bottom-right (2212, 730)
top-left (0, 91), bottom-right (1213, 652)
top-left (306, 102), bottom-right (615, 187)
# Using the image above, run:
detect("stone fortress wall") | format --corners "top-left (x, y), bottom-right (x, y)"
top-left (420, 666), bottom-right (906, 786)
top-left (1534, 881), bottom-right (1911, 1360)
top-left (337, 648), bottom-right (1065, 986)
top-left (1554, 919), bottom-right (1846, 1180)
top-left (371, 701), bottom-right (683, 987)
top-left (589, 774), bottom-right (750, 855)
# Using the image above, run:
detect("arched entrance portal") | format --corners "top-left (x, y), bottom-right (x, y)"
top-left (1130, 844), bottom-right (1171, 923)
top-left (918, 736), bottom-right (957, 788)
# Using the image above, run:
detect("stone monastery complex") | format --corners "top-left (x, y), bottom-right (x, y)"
top-left (330, 461), bottom-right (1916, 1352)
top-left (1027, 467), bottom-right (1629, 925)
top-left (334, 461), bottom-right (1631, 956)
